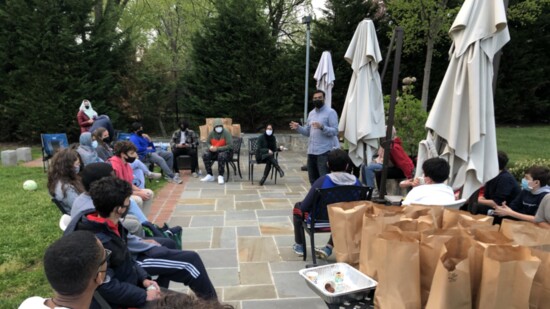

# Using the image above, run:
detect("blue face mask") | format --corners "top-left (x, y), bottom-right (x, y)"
top-left (91, 140), bottom-right (98, 149)
top-left (521, 178), bottom-right (533, 191)
top-left (74, 166), bottom-right (80, 174)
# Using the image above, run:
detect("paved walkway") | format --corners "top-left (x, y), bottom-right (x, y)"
top-left (147, 151), bottom-right (333, 308)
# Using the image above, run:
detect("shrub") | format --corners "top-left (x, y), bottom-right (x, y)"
top-left (508, 158), bottom-right (550, 182)
top-left (384, 85), bottom-right (428, 156)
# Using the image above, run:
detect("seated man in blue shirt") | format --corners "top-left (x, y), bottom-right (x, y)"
top-left (129, 122), bottom-right (182, 184)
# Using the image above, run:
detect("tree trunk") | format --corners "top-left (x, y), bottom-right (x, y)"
top-left (421, 37), bottom-right (435, 111)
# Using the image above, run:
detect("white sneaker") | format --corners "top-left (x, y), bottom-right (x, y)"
top-left (218, 176), bottom-right (225, 185)
top-left (201, 174), bottom-right (215, 182)
top-left (147, 172), bottom-right (162, 180)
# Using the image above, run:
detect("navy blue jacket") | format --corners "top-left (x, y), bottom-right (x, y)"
top-left (509, 188), bottom-right (550, 216)
top-left (65, 209), bottom-right (149, 308)
top-left (483, 169), bottom-right (520, 205)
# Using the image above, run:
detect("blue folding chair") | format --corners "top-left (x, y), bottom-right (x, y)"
top-left (116, 132), bottom-right (132, 141)
top-left (41, 133), bottom-right (69, 172)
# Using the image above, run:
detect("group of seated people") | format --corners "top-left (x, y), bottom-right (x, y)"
top-left (35, 147), bottom-right (232, 308)
top-left (291, 147), bottom-right (550, 261)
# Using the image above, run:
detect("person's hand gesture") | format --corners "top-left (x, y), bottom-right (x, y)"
top-left (494, 202), bottom-right (512, 217)
top-left (289, 121), bottom-right (299, 130)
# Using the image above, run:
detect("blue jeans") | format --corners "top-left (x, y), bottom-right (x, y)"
top-left (307, 152), bottom-right (329, 185)
top-left (131, 159), bottom-right (150, 189)
top-left (362, 162), bottom-right (383, 188)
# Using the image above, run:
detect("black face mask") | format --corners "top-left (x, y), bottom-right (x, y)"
top-left (180, 125), bottom-right (188, 131)
top-left (102, 137), bottom-right (110, 143)
top-left (85, 105), bottom-right (90, 109)
top-left (125, 154), bottom-right (137, 163)
top-left (136, 130), bottom-right (144, 136)
top-left (312, 99), bottom-right (324, 109)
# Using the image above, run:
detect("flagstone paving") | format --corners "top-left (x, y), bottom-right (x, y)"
top-left (147, 151), bottom-right (333, 308)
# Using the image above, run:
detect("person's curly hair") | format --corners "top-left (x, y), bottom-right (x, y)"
top-left (47, 148), bottom-right (84, 198)
top-left (154, 293), bottom-right (234, 309)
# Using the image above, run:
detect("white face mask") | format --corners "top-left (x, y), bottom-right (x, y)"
top-left (91, 140), bottom-right (98, 149)
top-left (215, 127), bottom-right (223, 133)
top-left (266, 129), bottom-right (273, 136)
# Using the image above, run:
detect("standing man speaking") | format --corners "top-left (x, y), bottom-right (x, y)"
top-left (290, 90), bottom-right (339, 185)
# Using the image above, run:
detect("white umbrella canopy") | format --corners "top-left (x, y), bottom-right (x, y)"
top-left (421, 0), bottom-right (510, 199)
top-left (314, 51), bottom-right (336, 108)
top-left (339, 19), bottom-right (385, 167)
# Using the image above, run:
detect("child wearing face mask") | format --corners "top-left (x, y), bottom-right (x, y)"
top-left (494, 165), bottom-right (550, 223)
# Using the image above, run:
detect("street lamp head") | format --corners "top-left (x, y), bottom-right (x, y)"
top-left (302, 15), bottom-right (312, 24)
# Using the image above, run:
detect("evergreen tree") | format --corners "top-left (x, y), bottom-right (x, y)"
top-left (0, 0), bottom-right (134, 142)
top-left (184, 0), bottom-right (280, 130)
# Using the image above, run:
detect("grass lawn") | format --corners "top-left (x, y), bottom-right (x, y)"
top-left (0, 125), bottom-right (548, 307)
top-left (496, 125), bottom-right (550, 164)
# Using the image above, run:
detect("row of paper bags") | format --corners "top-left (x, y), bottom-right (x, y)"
top-left (327, 201), bottom-right (550, 309)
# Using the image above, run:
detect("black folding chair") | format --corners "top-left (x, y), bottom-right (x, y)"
top-left (301, 185), bottom-right (370, 266)
top-left (225, 137), bottom-right (243, 180)
top-left (41, 133), bottom-right (69, 172)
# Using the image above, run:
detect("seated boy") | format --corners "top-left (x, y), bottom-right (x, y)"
top-left (401, 158), bottom-right (455, 206)
top-left (494, 166), bottom-right (550, 223)
top-left (292, 149), bottom-right (361, 259)
top-left (473, 151), bottom-right (520, 214)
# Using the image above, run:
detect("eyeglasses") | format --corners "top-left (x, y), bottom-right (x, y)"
top-left (119, 203), bottom-right (130, 209)
top-left (97, 248), bottom-right (112, 273)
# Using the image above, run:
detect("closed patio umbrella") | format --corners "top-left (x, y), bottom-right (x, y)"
top-left (314, 51), bottom-right (336, 108)
top-left (339, 19), bottom-right (385, 167)
top-left (419, 0), bottom-right (510, 199)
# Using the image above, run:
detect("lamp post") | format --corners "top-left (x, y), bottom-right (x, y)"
top-left (302, 15), bottom-right (312, 124)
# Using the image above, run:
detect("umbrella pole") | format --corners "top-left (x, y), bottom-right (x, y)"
top-left (300, 16), bottom-right (312, 173)
top-left (376, 27), bottom-right (404, 203)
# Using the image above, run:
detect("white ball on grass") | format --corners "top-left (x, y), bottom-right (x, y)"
top-left (23, 180), bottom-right (38, 191)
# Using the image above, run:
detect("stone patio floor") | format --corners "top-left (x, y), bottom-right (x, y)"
top-left (147, 151), bottom-right (334, 308)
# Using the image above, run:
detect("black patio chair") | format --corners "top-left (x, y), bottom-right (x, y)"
top-left (301, 185), bottom-right (370, 266)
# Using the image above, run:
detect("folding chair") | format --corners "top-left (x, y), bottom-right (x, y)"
top-left (41, 133), bottom-right (69, 172)
top-left (248, 137), bottom-right (278, 184)
top-left (301, 185), bottom-right (370, 266)
top-left (115, 132), bottom-right (132, 141)
top-left (225, 137), bottom-right (243, 180)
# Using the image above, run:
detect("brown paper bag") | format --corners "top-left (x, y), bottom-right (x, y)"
top-left (442, 208), bottom-right (494, 229)
top-left (327, 201), bottom-right (370, 267)
top-left (222, 118), bottom-right (232, 125)
top-left (359, 205), bottom-right (403, 278)
top-left (373, 230), bottom-right (421, 309)
top-left (403, 205), bottom-right (445, 229)
top-left (529, 248), bottom-right (550, 309)
top-left (419, 229), bottom-right (464, 306)
top-left (425, 236), bottom-right (473, 309)
top-left (205, 118), bottom-right (215, 126)
top-left (223, 124), bottom-right (233, 135)
top-left (231, 124), bottom-right (241, 137)
top-left (477, 245), bottom-right (541, 309)
top-left (199, 125), bottom-right (209, 142)
top-left (500, 219), bottom-right (550, 247)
